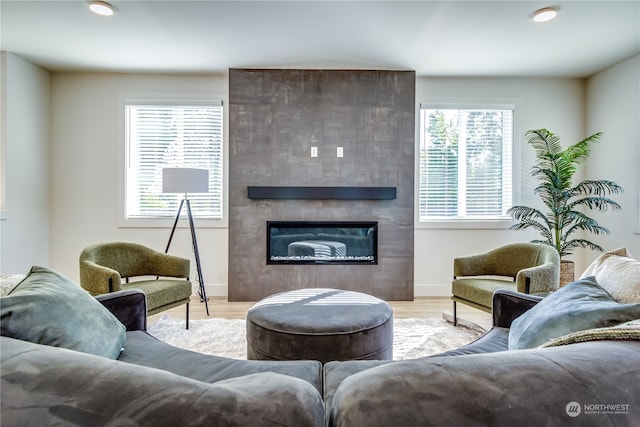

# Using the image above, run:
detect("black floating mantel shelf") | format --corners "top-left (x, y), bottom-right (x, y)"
top-left (247, 186), bottom-right (396, 200)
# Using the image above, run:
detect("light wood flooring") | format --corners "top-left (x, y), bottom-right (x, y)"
top-left (149, 295), bottom-right (493, 330)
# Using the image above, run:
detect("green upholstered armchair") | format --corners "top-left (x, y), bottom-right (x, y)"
top-left (79, 242), bottom-right (192, 327)
top-left (451, 242), bottom-right (560, 325)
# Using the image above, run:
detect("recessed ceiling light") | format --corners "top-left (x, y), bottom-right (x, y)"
top-left (532, 7), bottom-right (558, 23)
top-left (88, 1), bottom-right (115, 17)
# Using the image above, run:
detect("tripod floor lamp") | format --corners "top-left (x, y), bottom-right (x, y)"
top-left (162, 167), bottom-right (210, 316)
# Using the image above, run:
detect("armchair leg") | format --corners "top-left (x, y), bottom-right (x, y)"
top-left (453, 301), bottom-right (457, 326)
top-left (185, 303), bottom-right (189, 330)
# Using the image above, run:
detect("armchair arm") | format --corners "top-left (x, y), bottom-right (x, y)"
top-left (96, 289), bottom-right (147, 331)
top-left (491, 289), bottom-right (542, 328)
top-left (515, 262), bottom-right (559, 294)
top-left (79, 260), bottom-right (122, 295)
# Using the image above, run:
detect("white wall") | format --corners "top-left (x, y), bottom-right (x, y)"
top-left (0, 52), bottom-right (50, 274)
top-left (49, 73), bottom-right (229, 294)
top-left (585, 55), bottom-right (640, 260)
top-left (414, 77), bottom-right (586, 295)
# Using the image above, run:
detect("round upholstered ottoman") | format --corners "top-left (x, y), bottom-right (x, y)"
top-left (246, 288), bottom-right (393, 363)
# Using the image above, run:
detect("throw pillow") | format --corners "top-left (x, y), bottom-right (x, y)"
top-left (1, 266), bottom-right (126, 359)
top-left (508, 276), bottom-right (640, 350)
top-left (580, 247), bottom-right (640, 303)
top-left (540, 319), bottom-right (640, 348)
top-left (0, 274), bottom-right (25, 296)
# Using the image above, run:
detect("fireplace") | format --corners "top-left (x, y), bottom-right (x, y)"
top-left (229, 69), bottom-right (415, 301)
top-left (267, 221), bottom-right (378, 265)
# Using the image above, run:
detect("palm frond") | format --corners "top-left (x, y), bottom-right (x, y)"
top-left (561, 211), bottom-right (610, 235)
top-left (553, 157), bottom-right (577, 190)
top-left (511, 220), bottom-right (554, 242)
top-left (506, 205), bottom-right (546, 222)
top-left (563, 223), bottom-right (610, 239)
top-left (564, 132), bottom-right (602, 166)
top-left (526, 129), bottom-right (562, 156)
top-left (571, 180), bottom-right (624, 197)
top-left (531, 237), bottom-right (554, 247)
top-left (567, 196), bottom-right (622, 212)
top-left (561, 239), bottom-right (604, 256)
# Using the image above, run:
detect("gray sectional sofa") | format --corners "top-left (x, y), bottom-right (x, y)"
top-left (325, 288), bottom-right (640, 426)
top-left (2, 248), bottom-right (640, 426)
top-left (1, 268), bottom-right (324, 427)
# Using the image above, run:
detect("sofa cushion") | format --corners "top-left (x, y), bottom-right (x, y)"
top-left (508, 276), bottom-right (640, 350)
top-left (0, 266), bottom-right (126, 359)
top-left (120, 330), bottom-right (324, 393)
top-left (1, 336), bottom-right (325, 427)
top-left (327, 341), bottom-right (640, 427)
top-left (580, 247), bottom-right (640, 303)
top-left (452, 278), bottom-right (515, 309)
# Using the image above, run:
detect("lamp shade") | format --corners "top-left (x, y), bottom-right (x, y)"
top-left (162, 168), bottom-right (209, 193)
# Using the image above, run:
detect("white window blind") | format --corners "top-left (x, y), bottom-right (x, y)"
top-left (419, 106), bottom-right (513, 221)
top-left (125, 103), bottom-right (223, 220)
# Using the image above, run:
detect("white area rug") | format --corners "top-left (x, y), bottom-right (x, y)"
top-left (148, 315), bottom-right (485, 360)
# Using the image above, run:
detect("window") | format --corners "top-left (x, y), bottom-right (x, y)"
top-left (125, 101), bottom-right (223, 221)
top-left (419, 105), bottom-right (513, 222)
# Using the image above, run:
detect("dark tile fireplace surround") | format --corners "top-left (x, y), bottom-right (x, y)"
top-left (228, 69), bottom-right (415, 301)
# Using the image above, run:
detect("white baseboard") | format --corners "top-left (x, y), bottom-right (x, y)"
top-left (192, 283), bottom-right (228, 298)
top-left (414, 283), bottom-right (451, 297)
top-left (199, 283), bottom-right (452, 299)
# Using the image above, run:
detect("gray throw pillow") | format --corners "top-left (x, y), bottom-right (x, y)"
top-left (508, 276), bottom-right (640, 350)
top-left (1, 266), bottom-right (126, 359)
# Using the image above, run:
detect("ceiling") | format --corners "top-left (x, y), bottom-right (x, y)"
top-left (1, 1), bottom-right (639, 78)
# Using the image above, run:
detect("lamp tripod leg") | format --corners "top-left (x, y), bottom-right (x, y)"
top-left (165, 199), bottom-right (185, 253)
top-left (186, 199), bottom-right (209, 316)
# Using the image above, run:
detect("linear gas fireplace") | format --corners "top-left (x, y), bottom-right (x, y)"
top-left (267, 221), bottom-right (378, 265)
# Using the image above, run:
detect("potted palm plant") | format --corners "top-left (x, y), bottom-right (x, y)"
top-left (507, 129), bottom-right (623, 285)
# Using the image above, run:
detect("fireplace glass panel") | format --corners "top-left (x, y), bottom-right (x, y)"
top-left (267, 221), bottom-right (378, 264)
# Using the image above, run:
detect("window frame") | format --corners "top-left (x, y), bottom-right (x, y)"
top-left (117, 92), bottom-right (228, 229)
top-left (415, 98), bottom-right (521, 230)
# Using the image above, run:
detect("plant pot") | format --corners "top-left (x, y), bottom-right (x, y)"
top-left (560, 260), bottom-right (575, 286)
